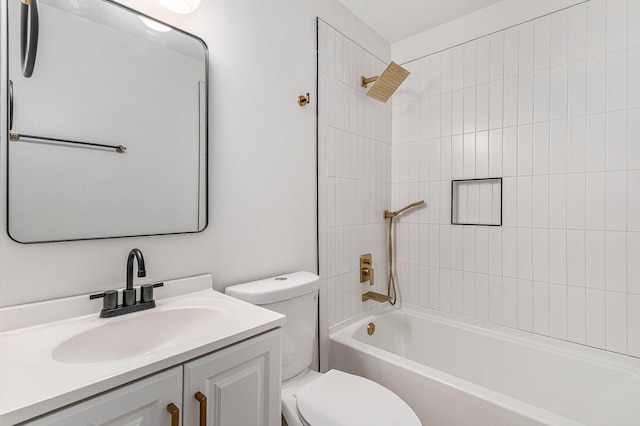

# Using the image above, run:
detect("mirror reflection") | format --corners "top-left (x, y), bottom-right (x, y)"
top-left (7, 0), bottom-right (208, 243)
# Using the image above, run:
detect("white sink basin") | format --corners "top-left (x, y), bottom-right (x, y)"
top-left (52, 307), bottom-right (226, 364)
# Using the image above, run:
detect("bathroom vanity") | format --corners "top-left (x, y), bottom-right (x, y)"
top-left (0, 275), bottom-right (285, 425)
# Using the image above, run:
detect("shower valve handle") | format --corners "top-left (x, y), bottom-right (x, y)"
top-left (363, 267), bottom-right (374, 286)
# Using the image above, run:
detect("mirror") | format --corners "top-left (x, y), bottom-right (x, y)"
top-left (7, 0), bottom-right (208, 243)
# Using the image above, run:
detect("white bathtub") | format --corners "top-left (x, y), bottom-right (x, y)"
top-left (329, 305), bottom-right (640, 425)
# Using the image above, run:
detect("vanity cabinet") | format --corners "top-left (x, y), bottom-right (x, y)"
top-left (25, 330), bottom-right (281, 426)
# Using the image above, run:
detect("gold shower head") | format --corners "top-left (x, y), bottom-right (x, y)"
top-left (361, 61), bottom-right (410, 103)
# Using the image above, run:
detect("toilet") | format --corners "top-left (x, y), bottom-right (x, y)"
top-left (225, 271), bottom-right (421, 426)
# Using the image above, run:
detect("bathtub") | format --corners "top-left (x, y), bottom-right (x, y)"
top-left (329, 304), bottom-right (640, 425)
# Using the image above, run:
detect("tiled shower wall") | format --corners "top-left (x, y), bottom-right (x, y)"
top-left (392, 0), bottom-right (640, 357)
top-left (317, 19), bottom-right (393, 368)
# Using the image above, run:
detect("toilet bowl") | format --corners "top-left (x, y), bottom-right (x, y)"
top-left (225, 271), bottom-right (421, 426)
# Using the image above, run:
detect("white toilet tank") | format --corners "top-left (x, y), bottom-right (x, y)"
top-left (225, 272), bottom-right (320, 381)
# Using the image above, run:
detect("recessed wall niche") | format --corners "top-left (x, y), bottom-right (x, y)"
top-left (451, 178), bottom-right (502, 226)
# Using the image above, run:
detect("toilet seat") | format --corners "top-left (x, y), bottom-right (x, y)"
top-left (294, 370), bottom-right (421, 426)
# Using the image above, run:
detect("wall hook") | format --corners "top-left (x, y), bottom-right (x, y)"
top-left (298, 93), bottom-right (310, 106)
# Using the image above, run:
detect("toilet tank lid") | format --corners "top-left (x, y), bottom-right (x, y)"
top-left (225, 271), bottom-right (320, 305)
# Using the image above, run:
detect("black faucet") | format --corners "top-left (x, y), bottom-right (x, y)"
top-left (90, 248), bottom-right (163, 318)
top-left (124, 248), bottom-right (146, 306)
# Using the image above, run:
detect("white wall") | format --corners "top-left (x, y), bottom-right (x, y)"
top-left (0, 0), bottom-right (388, 307)
top-left (391, 0), bottom-right (640, 358)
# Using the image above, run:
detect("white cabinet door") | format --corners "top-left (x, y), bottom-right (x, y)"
top-left (25, 367), bottom-right (183, 426)
top-left (183, 330), bottom-right (281, 426)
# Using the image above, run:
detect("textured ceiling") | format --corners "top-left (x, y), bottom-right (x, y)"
top-left (337, 0), bottom-right (504, 44)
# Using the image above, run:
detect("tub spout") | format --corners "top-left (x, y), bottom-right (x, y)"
top-left (362, 291), bottom-right (391, 303)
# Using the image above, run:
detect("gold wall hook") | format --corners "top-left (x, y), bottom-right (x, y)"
top-left (298, 93), bottom-right (310, 106)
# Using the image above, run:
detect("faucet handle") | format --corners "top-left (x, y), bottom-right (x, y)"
top-left (141, 282), bottom-right (164, 304)
top-left (89, 290), bottom-right (118, 310)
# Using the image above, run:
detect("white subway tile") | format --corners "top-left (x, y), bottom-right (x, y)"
top-left (586, 172), bottom-right (606, 230)
top-left (451, 226), bottom-right (463, 270)
top-left (441, 181), bottom-right (452, 225)
top-left (489, 275), bottom-right (503, 324)
top-left (567, 60), bottom-right (586, 118)
top-left (550, 119), bottom-right (568, 174)
top-left (533, 281), bottom-right (550, 335)
top-left (439, 268), bottom-right (452, 312)
top-left (606, 231), bottom-right (627, 292)
top-left (550, 65), bottom-right (568, 120)
top-left (464, 41), bottom-right (477, 88)
top-left (549, 229), bottom-right (567, 285)
top-left (607, 110), bottom-right (628, 171)
top-left (630, 48), bottom-right (640, 109)
top-left (567, 285), bottom-right (586, 344)
top-left (474, 227), bottom-right (489, 274)
top-left (518, 279), bottom-right (534, 331)
top-left (533, 228), bottom-right (550, 282)
top-left (489, 80), bottom-right (504, 130)
top-left (503, 277), bottom-right (518, 328)
top-left (489, 129), bottom-right (503, 177)
top-left (488, 227), bottom-right (503, 276)
top-left (628, 294), bottom-right (640, 357)
top-left (517, 176), bottom-right (533, 227)
top-left (464, 88), bottom-right (476, 134)
top-left (502, 177), bottom-right (517, 226)
top-left (476, 273), bottom-right (490, 321)
top-left (477, 83), bottom-right (490, 132)
top-left (503, 227), bottom-right (518, 278)
top-left (430, 95), bottom-right (441, 138)
top-left (517, 228), bottom-right (533, 280)
top-left (518, 73), bottom-right (534, 125)
top-left (463, 271), bottom-right (476, 318)
top-left (586, 114), bottom-right (606, 172)
top-left (419, 98), bottom-right (430, 141)
top-left (452, 90), bottom-right (464, 136)
top-left (504, 27), bottom-right (519, 78)
top-left (550, 283), bottom-right (568, 339)
top-left (518, 125), bottom-right (533, 176)
top-left (476, 131), bottom-right (489, 179)
top-left (607, 51), bottom-right (628, 112)
top-left (441, 92), bottom-right (452, 137)
top-left (441, 49), bottom-right (453, 94)
top-left (567, 116), bottom-right (586, 173)
top-left (429, 138), bottom-right (441, 181)
top-left (586, 230), bottom-right (606, 290)
top-left (441, 136), bottom-right (452, 180)
top-left (587, 55), bottom-right (606, 114)
top-left (533, 122), bottom-right (550, 175)
top-left (451, 270), bottom-right (464, 315)
top-left (429, 182), bottom-right (441, 224)
top-left (533, 69), bottom-right (551, 123)
top-left (451, 134), bottom-right (464, 179)
top-left (566, 173), bottom-right (586, 229)
top-left (629, 171), bottom-right (640, 232)
top-left (631, 0), bottom-right (640, 47)
top-left (452, 45), bottom-right (464, 91)
top-left (504, 76), bottom-right (519, 127)
top-left (534, 15), bottom-right (551, 71)
top-left (606, 171), bottom-right (627, 231)
top-left (477, 36), bottom-right (491, 85)
top-left (606, 291), bottom-right (627, 353)
top-left (549, 174), bottom-right (567, 229)
top-left (533, 175), bottom-right (549, 228)
top-left (490, 31), bottom-right (504, 82)
top-left (419, 57), bottom-right (431, 99)
top-left (503, 126), bottom-right (518, 177)
top-left (629, 108), bottom-right (640, 169)
top-left (519, 22), bottom-right (535, 75)
top-left (607, 0), bottom-right (628, 52)
top-left (567, 3), bottom-right (587, 62)
top-left (430, 52), bottom-right (442, 96)
top-left (627, 232), bottom-right (640, 295)
top-left (463, 226), bottom-right (476, 272)
top-left (464, 133), bottom-right (476, 179)
top-left (585, 288), bottom-right (606, 348)
top-left (586, 0), bottom-right (607, 57)
top-left (550, 9), bottom-right (569, 66)
top-left (567, 230), bottom-right (586, 288)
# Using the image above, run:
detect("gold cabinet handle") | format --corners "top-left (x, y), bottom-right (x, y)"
top-left (167, 403), bottom-right (179, 426)
top-left (195, 391), bottom-right (207, 426)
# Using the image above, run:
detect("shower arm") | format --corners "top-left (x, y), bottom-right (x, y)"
top-left (384, 200), bottom-right (425, 219)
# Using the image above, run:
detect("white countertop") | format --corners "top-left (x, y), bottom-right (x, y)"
top-left (0, 275), bottom-right (285, 425)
